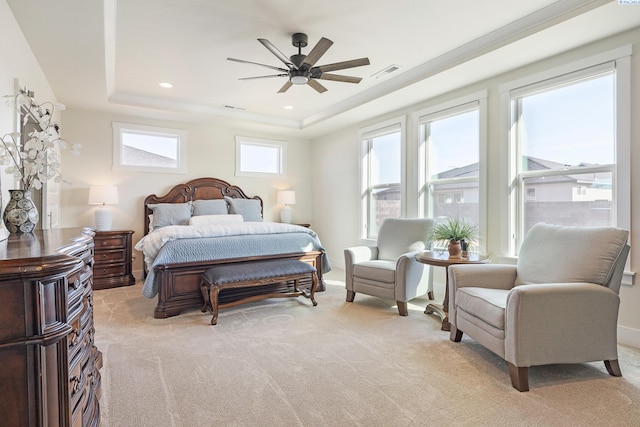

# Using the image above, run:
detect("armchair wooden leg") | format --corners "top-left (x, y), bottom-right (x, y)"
top-left (397, 301), bottom-right (409, 316)
top-left (346, 290), bottom-right (355, 302)
top-left (450, 326), bottom-right (463, 342)
top-left (605, 359), bottom-right (622, 377)
top-left (507, 362), bottom-right (529, 392)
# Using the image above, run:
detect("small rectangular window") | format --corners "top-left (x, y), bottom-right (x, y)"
top-left (235, 136), bottom-right (286, 177)
top-left (113, 122), bottom-right (187, 173)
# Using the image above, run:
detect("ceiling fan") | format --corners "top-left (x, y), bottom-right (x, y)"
top-left (227, 33), bottom-right (370, 93)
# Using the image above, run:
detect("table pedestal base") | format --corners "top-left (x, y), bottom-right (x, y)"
top-left (425, 303), bottom-right (450, 331)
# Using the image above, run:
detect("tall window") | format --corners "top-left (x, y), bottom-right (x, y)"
top-left (505, 49), bottom-right (631, 254)
top-left (511, 66), bottom-right (616, 246)
top-left (360, 118), bottom-right (404, 239)
top-left (113, 122), bottom-right (187, 173)
top-left (418, 96), bottom-right (485, 249)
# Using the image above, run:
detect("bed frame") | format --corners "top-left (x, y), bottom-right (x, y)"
top-left (143, 177), bottom-right (326, 319)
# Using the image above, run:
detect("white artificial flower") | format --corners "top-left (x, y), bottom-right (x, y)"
top-left (0, 88), bottom-right (80, 191)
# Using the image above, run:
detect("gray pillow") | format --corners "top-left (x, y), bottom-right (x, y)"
top-left (192, 199), bottom-right (228, 216)
top-left (224, 196), bottom-right (262, 222)
top-left (148, 202), bottom-right (192, 228)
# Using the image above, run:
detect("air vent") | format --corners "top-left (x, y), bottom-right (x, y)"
top-left (223, 104), bottom-right (246, 111)
top-left (371, 64), bottom-right (401, 79)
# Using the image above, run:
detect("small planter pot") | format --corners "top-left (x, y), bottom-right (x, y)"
top-left (3, 189), bottom-right (39, 234)
top-left (448, 240), bottom-right (462, 259)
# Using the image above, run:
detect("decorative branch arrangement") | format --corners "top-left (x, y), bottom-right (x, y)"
top-left (0, 88), bottom-right (81, 191)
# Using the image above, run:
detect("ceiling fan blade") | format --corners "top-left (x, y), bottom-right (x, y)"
top-left (258, 38), bottom-right (297, 69)
top-left (317, 57), bottom-right (370, 73)
top-left (227, 57), bottom-right (289, 73)
top-left (307, 79), bottom-right (328, 93)
top-left (318, 73), bottom-right (362, 84)
top-left (303, 37), bottom-right (333, 67)
top-left (239, 74), bottom-right (288, 80)
top-left (278, 81), bottom-right (293, 93)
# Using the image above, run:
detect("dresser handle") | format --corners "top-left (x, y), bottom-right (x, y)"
top-left (69, 328), bottom-right (80, 347)
top-left (69, 278), bottom-right (81, 290)
top-left (70, 376), bottom-right (82, 395)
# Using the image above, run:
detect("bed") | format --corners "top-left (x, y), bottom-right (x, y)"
top-left (136, 177), bottom-right (330, 319)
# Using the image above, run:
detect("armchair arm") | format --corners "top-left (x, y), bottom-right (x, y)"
top-left (504, 282), bottom-right (620, 367)
top-left (344, 245), bottom-right (379, 290)
top-left (395, 251), bottom-right (431, 301)
top-left (449, 264), bottom-right (517, 290)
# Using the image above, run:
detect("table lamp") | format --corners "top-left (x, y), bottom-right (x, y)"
top-left (88, 185), bottom-right (119, 231)
top-left (276, 190), bottom-right (296, 223)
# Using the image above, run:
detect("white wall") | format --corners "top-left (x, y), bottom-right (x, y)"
top-left (59, 109), bottom-right (313, 276)
top-left (311, 27), bottom-right (640, 348)
top-left (0, 0), bottom-right (58, 206)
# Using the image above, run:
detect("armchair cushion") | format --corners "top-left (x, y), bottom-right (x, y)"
top-left (353, 260), bottom-right (396, 283)
top-left (377, 218), bottom-right (432, 261)
top-left (515, 223), bottom-right (628, 287)
top-left (456, 288), bottom-right (509, 331)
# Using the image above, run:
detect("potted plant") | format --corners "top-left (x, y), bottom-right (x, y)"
top-left (430, 217), bottom-right (478, 259)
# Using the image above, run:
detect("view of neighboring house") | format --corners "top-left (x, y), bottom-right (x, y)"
top-left (374, 156), bottom-right (612, 235)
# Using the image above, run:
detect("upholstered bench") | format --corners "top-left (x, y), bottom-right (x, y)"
top-left (200, 259), bottom-right (318, 325)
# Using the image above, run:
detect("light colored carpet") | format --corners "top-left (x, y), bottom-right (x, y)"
top-left (94, 271), bottom-right (640, 426)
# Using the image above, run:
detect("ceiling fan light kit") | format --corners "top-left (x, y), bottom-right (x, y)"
top-left (228, 32), bottom-right (370, 93)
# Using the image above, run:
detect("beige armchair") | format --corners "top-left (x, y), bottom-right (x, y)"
top-left (448, 223), bottom-right (629, 391)
top-left (344, 218), bottom-right (436, 316)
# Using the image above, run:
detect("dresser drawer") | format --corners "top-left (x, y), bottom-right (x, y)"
top-left (94, 263), bottom-right (127, 278)
top-left (95, 236), bottom-right (126, 249)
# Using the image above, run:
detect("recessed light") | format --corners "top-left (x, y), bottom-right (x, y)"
top-left (283, 105), bottom-right (294, 110)
top-left (159, 82), bottom-right (173, 88)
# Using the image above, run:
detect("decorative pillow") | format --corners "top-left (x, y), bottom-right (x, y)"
top-left (192, 199), bottom-right (229, 216)
top-left (189, 214), bottom-right (244, 226)
top-left (148, 214), bottom-right (155, 232)
top-left (147, 202), bottom-right (192, 228)
top-left (224, 196), bottom-right (263, 222)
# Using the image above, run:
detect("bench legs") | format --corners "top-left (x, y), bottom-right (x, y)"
top-left (201, 272), bottom-right (318, 326)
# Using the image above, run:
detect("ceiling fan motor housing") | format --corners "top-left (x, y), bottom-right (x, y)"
top-left (291, 33), bottom-right (308, 48)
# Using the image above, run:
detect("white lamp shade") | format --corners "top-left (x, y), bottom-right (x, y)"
top-left (89, 185), bottom-right (119, 231)
top-left (276, 190), bottom-right (296, 205)
top-left (88, 185), bottom-right (119, 206)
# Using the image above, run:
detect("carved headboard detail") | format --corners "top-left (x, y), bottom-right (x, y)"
top-left (143, 177), bottom-right (263, 235)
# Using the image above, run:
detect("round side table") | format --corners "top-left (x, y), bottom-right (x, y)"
top-left (416, 251), bottom-right (490, 331)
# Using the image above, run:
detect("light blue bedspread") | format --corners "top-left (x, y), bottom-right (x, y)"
top-left (136, 222), bottom-right (331, 298)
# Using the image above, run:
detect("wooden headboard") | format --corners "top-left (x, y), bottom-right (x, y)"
top-left (143, 177), bottom-right (263, 235)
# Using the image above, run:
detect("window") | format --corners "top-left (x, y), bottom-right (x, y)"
top-left (113, 122), bottom-right (187, 173)
top-left (504, 47), bottom-right (631, 255)
top-left (235, 136), bottom-right (286, 177)
top-left (360, 118), bottom-right (404, 239)
top-left (418, 94), bottom-right (486, 250)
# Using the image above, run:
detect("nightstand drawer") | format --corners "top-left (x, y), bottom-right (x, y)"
top-left (94, 264), bottom-right (127, 278)
top-left (94, 250), bottom-right (126, 264)
top-left (95, 236), bottom-right (126, 249)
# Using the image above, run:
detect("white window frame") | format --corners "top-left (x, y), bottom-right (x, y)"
top-left (359, 116), bottom-right (406, 240)
top-left (416, 92), bottom-right (488, 253)
top-left (112, 122), bottom-right (187, 174)
top-left (500, 46), bottom-right (631, 266)
top-left (235, 136), bottom-right (287, 178)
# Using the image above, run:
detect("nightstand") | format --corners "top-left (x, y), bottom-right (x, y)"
top-left (93, 229), bottom-right (136, 290)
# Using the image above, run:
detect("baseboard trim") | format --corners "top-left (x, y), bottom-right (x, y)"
top-left (618, 325), bottom-right (640, 349)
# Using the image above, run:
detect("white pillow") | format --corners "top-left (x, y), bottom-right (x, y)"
top-left (189, 214), bottom-right (244, 226)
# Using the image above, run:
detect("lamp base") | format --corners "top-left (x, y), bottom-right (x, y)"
top-left (280, 205), bottom-right (292, 224)
top-left (94, 207), bottom-right (113, 231)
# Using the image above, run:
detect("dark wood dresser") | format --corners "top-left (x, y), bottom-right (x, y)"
top-left (93, 230), bottom-right (135, 290)
top-left (0, 227), bottom-right (101, 426)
